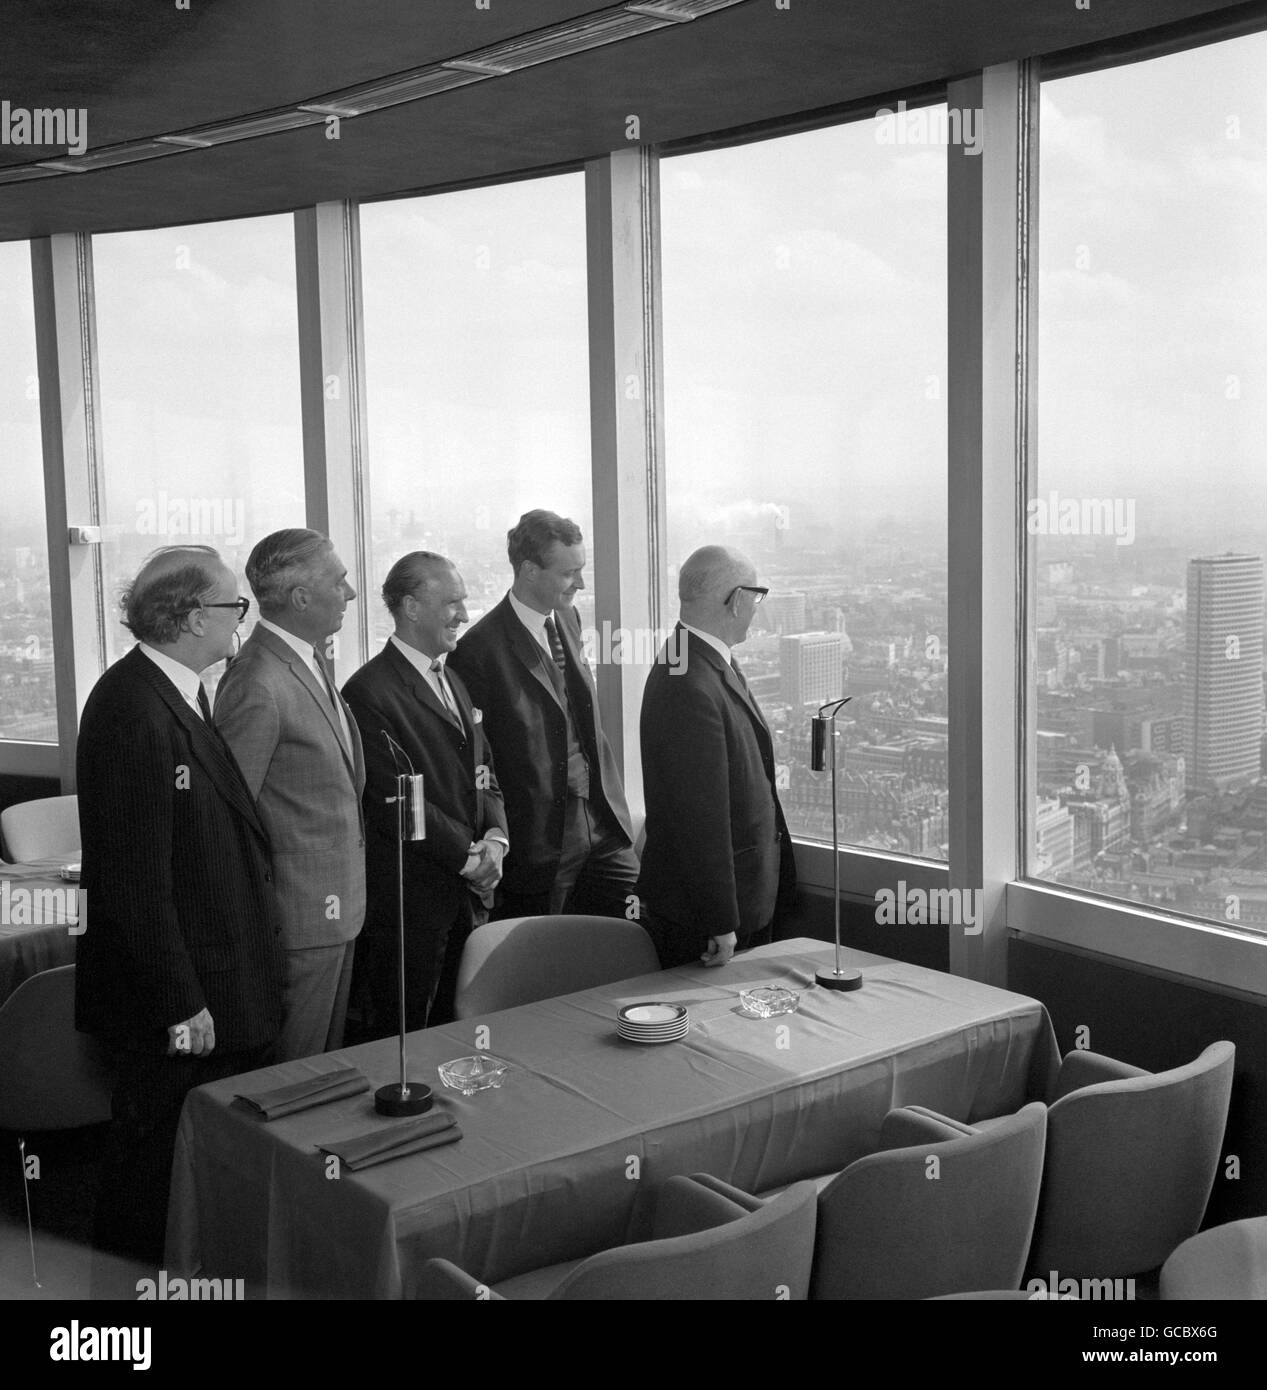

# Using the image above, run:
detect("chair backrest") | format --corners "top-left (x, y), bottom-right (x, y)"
top-left (1160, 1216), bottom-right (1267, 1300)
top-left (0, 795), bottom-right (80, 862)
top-left (1028, 1041), bottom-right (1235, 1280)
top-left (812, 1102), bottom-right (1048, 1300)
top-left (453, 915), bottom-right (660, 1018)
top-left (550, 1179), bottom-right (819, 1300)
top-left (0, 966), bottom-right (113, 1130)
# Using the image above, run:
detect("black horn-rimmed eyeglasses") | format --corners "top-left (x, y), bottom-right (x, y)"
top-left (724, 585), bottom-right (768, 605)
top-left (199, 598), bottom-right (251, 623)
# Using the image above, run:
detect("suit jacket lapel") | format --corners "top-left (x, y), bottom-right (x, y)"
top-left (554, 604), bottom-right (595, 697)
top-left (685, 627), bottom-right (774, 754)
top-left (128, 649), bottom-right (267, 841)
top-left (728, 656), bottom-right (771, 736)
top-left (496, 598), bottom-right (565, 711)
top-left (447, 668), bottom-right (480, 764)
top-left (250, 626), bottom-right (358, 773)
top-left (313, 648), bottom-right (365, 783)
top-left (384, 641), bottom-right (469, 747)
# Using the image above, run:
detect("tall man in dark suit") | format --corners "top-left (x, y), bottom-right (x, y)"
top-left (75, 546), bottom-right (283, 1272)
top-left (214, 528), bottom-right (366, 1060)
top-left (449, 510), bottom-right (637, 920)
top-left (637, 546), bottom-right (797, 969)
top-left (343, 552), bottom-right (508, 1033)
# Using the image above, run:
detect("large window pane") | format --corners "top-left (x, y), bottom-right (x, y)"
top-left (1030, 33), bottom-right (1267, 935)
top-left (662, 117), bottom-right (948, 858)
top-left (0, 243), bottom-right (56, 743)
top-left (93, 215), bottom-right (304, 685)
top-left (360, 175), bottom-right (592, 638)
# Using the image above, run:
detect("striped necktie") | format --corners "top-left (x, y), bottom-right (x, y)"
top-left (544, 614), bottom-right (567, 672)
top-left (430, 659), bottom-right (461, 726)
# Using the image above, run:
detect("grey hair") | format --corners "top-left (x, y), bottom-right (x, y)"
top-left (678, 546), bottom-right (751, 605)
top-left (121, 545), bottom-right (223, 645)
top-left (382, 551), bottom-right (454, 614)
top-left (245, 528), bottom-right (331, 616)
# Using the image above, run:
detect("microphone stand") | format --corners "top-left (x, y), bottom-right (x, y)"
top-left (810, 696), bottom-right (862, 991)
top-left (375, 732), bottom-right (434, 1117)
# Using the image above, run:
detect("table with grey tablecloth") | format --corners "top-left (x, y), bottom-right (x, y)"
top-left (0, 856), bottom-right (81, 1004)
top-left (166, 937), bottom-right (1058, 1299)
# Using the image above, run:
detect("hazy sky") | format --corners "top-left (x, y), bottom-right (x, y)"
top-left (360, 175), bottom-right (593, 550)
top-left (661, 117), bottom-right (947, 557)
top-left (2, 28), bottom-right (1265, 576)
top-left (1038, 31), bottom-right (1267, 545)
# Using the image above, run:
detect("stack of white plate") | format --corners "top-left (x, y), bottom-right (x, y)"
top-left (617, 1002), bottom-right (689, 1044)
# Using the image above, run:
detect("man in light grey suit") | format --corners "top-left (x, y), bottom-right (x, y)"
top-left (214, 528), bottom-right (367, 1060)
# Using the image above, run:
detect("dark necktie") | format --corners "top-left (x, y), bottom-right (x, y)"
top-left (544, 614), bottom-right (567, 672)
top-left (731, 657), bottom-right (769, 726)
top-left (196, 684), bottom-right (229, 751)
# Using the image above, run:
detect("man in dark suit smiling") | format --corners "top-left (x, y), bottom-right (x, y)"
top-left (637, 546), bottom-right (796, 969)
top-left (449, 510), bottom-right (637, 921)
top-left (75, 545), bottom-right (283, 1273)
top-left (343, 552), bottom-right (508, 1033)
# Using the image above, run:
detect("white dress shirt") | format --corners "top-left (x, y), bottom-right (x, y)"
top-left (507, 589), bottom-right (556, 656)
top-left (389, 634), bottom-right (461, 717)
top-left (139, 643), bottom-right (208, 719)
top-left (680, 622), bottom-right (735, 667)
top-left (388, 634), bottom-right (508, 858)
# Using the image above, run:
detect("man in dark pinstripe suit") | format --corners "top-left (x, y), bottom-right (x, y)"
top-left (75, 545), bottom-right (284, 1274)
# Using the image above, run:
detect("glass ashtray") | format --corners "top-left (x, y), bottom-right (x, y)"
top-left (739, 986), bottom-right (801, 1018)
top-left (437, 1054), bottom-right (510, 1095)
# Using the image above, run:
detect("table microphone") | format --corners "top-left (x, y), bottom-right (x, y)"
top-left (810, 697), bottom-right (862, 992)
top-left (811, 697), bottom-right (850, 770)
top-left (377, 731), bottom-right (434, 1117)
top-left (810, 714), bottom-right (830, 771)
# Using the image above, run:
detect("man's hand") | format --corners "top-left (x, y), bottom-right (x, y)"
top-left (700, 932), bottom-right (738, 968)
top-left (462, 839), bottom-right (505, 893)
top-left (167, 1007), bottom-right (215, 1057)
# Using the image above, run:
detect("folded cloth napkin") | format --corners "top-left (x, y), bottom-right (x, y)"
top-left (235, 1066), bottom-right (371, 1120)
top-left (317, 1111), bottom-right (461, 1171)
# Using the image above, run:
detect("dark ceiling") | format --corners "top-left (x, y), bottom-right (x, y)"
top-left (0, 0), bottom-right (1261, 240)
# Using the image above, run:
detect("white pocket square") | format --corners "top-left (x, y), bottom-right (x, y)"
top-left (472, 707), bottom-right (483, 724)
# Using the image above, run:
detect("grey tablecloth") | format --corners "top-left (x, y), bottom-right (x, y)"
top-left (166, 938), bottom-right (1058, 1299)
top-left (0, 858), bottom-right (80, 1004)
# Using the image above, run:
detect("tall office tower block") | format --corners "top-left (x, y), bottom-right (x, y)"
top-left (1184, 553), bottom-right (1265, 794)
top-left (781, 631), bottom-right (843, 708)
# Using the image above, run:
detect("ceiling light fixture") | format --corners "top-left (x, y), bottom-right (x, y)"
top-left (0, 0), bottom-right (750, 184)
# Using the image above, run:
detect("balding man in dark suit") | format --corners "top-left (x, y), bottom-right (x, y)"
top-left (637, 546), bottom-right (796, 969)
top-left (75, 545), bottom-right (283, 1275)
